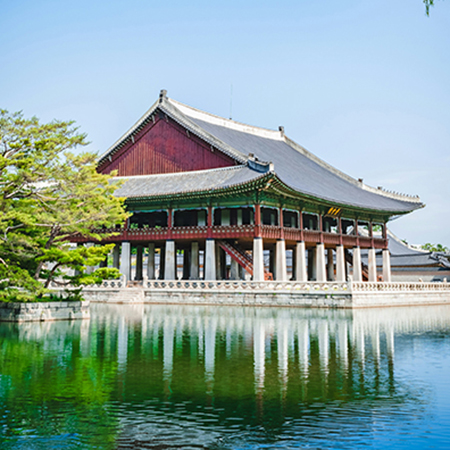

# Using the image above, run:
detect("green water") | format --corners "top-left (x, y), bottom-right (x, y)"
top-left (1, 303), bottom-right (450, 449)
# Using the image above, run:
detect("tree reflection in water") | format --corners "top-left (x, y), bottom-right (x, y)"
top-left (1, 304), bottom-right (450, 449)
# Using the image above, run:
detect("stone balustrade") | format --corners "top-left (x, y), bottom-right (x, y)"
top-left (351, 281), bottom-right (450, 292)
top-left (143, 279), bottom-right (351, 293)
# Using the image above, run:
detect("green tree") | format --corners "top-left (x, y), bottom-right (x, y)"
top-left (0, 109), bottom-right (129, 301)
top-left (421, 243), bottom-right (449, 253)
top-left (424, 0), bottom-right (435, 15)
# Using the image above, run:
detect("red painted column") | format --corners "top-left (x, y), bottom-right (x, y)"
top-left (299, 209), bottom-right (304, 241)
top-left (207, 205), bottom-right (213, 238)
top-left (354, 219), bottom-right (359, 247)
top-left (279, 207), bottom-right (284, 239)
top-left (167, 208), bottom-right (173, 240)
top-left (254, 204), bottom-right (261, 238)
top-left (383, 222), bottom-right (388, 249)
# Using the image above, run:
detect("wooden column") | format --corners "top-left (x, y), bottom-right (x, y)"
top-left (167, 207), bottom-right (173, 239)
top-left (254, 204), bottom-right (261, 237)
top-left (318, 214), bottom-right (323, 243)
top-left (299, 209), bottom-right (304, 241)
top-left (279, 206), bottom-right (284, 239)
top-left (207, 205), bottom-right (213, 238)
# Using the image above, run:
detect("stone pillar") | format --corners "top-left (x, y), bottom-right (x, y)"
top-left (368, 248), bottom-right (377, 282)
top-left (253, 237), bottom-right (264, 281)
top-left (165, 240), bottom-right (176, 280)
top-left (316, 243), bottom-right (326, 282)
top-left (135, 245), bottom-right (143, 280)
top-left (119, 241), bottom-right (131, 282)
top-left (295, 241), bottom-right (307, 282)
top-left (215, 243), bottom-right (223, 280)
top-left (113, 243), bottom-right (120, 269)
top-left (308, 248), bottom-right (316, 281)
top-left (159, 246), bottom-right (165, 280)
top-left (269, 247), bottom-right (275, 277)
top-left (182, 248), bottom-right (190, 280)
top-left (230, 259), bottom-right (240, 280)
top-left (353, 247), bottom-right (362, 282)
top-left (204, 239), bottom-right (216, 280)
top-left (275, 239), bottom-right (287, 281)
top-left (190, 241), bottom-right (199, 279)
top-left (382, 249), bottom-right (391, 282)
top-left (147, 243), bottom-right (155, 279)
top-left (220, 246), bottom-right (227, 279)
top-left (326, 248), bottom-right (334, 281)
top-left (336, 245), bottom-right (346, 282)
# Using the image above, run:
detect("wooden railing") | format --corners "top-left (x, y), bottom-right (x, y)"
top-left (71, 225), bottom-right (387, 248)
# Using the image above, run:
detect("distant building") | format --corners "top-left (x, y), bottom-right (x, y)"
top-left (75, 90), bottom-right (423, 283)
top-left (362, 232), bottom-right (450, 282)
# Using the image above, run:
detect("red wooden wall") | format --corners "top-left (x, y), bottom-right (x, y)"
top-left (98, 115), bottom-right (236, 176)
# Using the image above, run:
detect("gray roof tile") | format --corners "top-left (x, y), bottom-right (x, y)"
top-left (114, 165), bottom-right (265, 199)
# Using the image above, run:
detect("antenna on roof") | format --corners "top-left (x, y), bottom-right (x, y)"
top-left (229, 83), bottom-right (233, 120)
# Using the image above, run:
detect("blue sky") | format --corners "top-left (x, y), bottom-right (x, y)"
top-left (1, 0), bottom-right (449, 245)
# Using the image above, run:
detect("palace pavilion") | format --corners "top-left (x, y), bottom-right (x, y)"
top-left (75, 90), bottom-right (423, 283)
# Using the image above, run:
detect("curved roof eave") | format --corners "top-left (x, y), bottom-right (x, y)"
top-left (266, 172), bottom-right (424, 216)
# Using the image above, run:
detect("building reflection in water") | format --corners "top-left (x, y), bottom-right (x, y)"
top-left (88, 303), bottom-right (450, 408)
top-left (2, 303), bottom-right (450, 448)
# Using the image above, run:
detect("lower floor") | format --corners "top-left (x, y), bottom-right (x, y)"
top-left (93, 237), bottom-right (392, 283)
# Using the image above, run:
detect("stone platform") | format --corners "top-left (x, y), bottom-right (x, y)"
top-left (0, 301), bottom-right (90, 322)
top-left (79, 279), bottom-right (450, 309)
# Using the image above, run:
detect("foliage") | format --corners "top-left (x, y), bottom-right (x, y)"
top-left (424, 0), bottom-right (435, 15)
top-left (421, 243), bottom-right (449, 253)
top-left (0, 109), bottom-right (129, 301)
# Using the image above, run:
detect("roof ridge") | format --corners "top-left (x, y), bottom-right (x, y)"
top-left (159, 99), bottom-right (248, 164)
top-left (284, 136), bottom-right (422, 205)
top-left (98, 99), bottom-right (160, 163)
top-left (113, 164), bottom-right (248, 180)
top-left (168, 98), bottom-right (284, 141)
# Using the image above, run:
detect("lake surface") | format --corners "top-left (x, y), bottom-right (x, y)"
top-left (1, 303), bottom-right (450, 449)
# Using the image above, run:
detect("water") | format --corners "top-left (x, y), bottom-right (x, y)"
top-left (1, 303), bottom-right (450, 449)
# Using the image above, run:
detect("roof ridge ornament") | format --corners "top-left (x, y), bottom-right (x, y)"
top-left (159, 89), bottom-right (167, 103)
top-left (247, 153), bottom-right (273, 173)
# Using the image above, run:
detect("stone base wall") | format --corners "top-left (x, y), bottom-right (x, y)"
top-left (80, 279), bottom-right (450, 309)
top-left (143, 290), bottom-right (352, 308)
top-left (352, 291), bottom-right (450, 308)
top-left (0, 301), bottom-right (90, 323)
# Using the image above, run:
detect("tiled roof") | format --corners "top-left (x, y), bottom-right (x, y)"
top-left (101, 91), bottom-right (423, 214)
top-left (114, 165), bottom-right (267, 199)
top-left (361, 231), bottom-right (450, 269)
